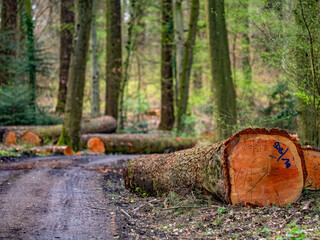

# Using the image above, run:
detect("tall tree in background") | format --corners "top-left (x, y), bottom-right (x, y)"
top-left (0, 0), bottom-right (18, 85)
top-left (105, 0), bottom-right (122, 120)
top-left (206, 0), bottom-right (237, 141)
top-left (24, 0), bottom-right (36, 114)
top-left (295, 0), bottom-right (320, 147)
top-left (173, 0), bottom-right (184, 105)
top-left (56, 0), bottom-right (74, 114)
top-left (58, 0), bottom-right (92, 150)
top-left (176, 0), bottom-right (199, 133)
top-left (159, 0), bottom-right (175, 130)
top-left (91, 0), bottom-right (100, 117)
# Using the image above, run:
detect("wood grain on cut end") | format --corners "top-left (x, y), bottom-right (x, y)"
top-left (3, 131), bottom-right (16, 145)
top-left (224, 128), bottom-right (305, 207)
top-left (63, 146), bottom-right (74, 156)
top-left (303, 147), bottom-right (320, 189)
top-left (21, 131), bottom-right (41, 146)
top-left (87, 137), bottom-right (105, 153)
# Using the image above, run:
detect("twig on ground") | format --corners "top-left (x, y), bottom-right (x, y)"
top-left (120, 208), bottom-right (132, 219)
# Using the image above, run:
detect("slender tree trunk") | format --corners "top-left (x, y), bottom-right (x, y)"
top-left (241, 0), bottom-right (252, 93)
top-left (173, 0), bottom-right (184, 107)
top-left (295, 0), bottom-right (320, 147)
top-left (58, 0), bottom-right (92, 151)
top-left (24, 0), bottom-right (36, 115)
top-left (56, 0), bottom-right (74, 114)
top-left (177, 0), bottom-right (199, 132)
top-left (91, 0), bottom-right (100, 118)
top-left (105, 0), bottom-right (122, 120)
top-left (119, 0), bottom-right (136, 130)
top-left (0, 0), bottom-right (18, 85)
top-left (205, 0), bottom-right (237, 141)
top-left (159, 0), bottom-right (175, 131)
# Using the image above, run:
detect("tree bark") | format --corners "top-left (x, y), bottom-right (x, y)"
top-left (0, 0), bottom-right (18, 85)
top-left (90, 0), bottom-right (100, 118)
top-left (58, 0), bottom-right (93, 150)
top-left (205, 0), bottom-right (237, 141)
top-left (105, 0), bottom-right (122, 120)
top-left (177, 0), bottom-right (199, 132)
top-left (124, 128), bottom-right (306, 207)
top-left (0, 115), bottom-right (117, 142)
top-left (56, 0), bottom-right (74, 114)
top-left (81, 134), bottom-right (203, 154)
top-left (159, 0), bottom-right (175, 131)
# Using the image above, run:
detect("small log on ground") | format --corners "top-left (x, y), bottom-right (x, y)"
top-left (20, 145), bottom-right (74, 155)
top-left (123, 128), bottom-right (306, 207)
top-left (81, 134), bottom-right (203, 154)
top-left (303, 146), bottom-right (320, 189)
top-left (87, 137), bottom-right (105, 153)
top-left (3, 131), bottom-right (16, 145)
top-left (0, 115), bottom-right (117, 142)
top-left (21, 131), bottom-right (41, 146)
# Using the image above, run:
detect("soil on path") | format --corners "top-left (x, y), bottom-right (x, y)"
top-left (0, 154), bottom-right (137, 240)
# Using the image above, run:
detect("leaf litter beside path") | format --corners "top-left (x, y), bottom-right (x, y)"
top-left (102, 160), bottom-right (320, 239)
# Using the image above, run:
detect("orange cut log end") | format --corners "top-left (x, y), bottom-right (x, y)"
top-left (21, 131), bottom-right (41, 146)
top-left (303, 147), bottom-right (320, 189)
top-left (87, 137), bottom-right (105, 154)
top-left (63, 146), bottom-right (74, 156)
top-left (224, 129), bottom-right (306, 207)
top-left (3, 132), bottom-right (17, 145)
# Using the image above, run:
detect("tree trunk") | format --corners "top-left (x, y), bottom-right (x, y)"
top-left (91, 0), bottom-right (100, 118)
top-left (123, 128), bottom-right (306, 207)
top-left (303, 146), bottom-right (320, 190)
top-left (58, 0), bottom-right (93, 150)
top-left (177, 0), bottom-right (199, 132)
top-left (173, 0), bottom-right (184, 105)
top-left (295, 0), bottom-right (320, 147)
top-left (0, 115), bottom-right (117, 142)
top-left (159, 0), bottom-right (175, 131)
top-left (205, 0), bottom-right (237, 141)
top-left (24, 0), bottom-right (36, 115)
top-left (81, 134), bottom-right (203, 154)
top-left (0, 0), bottom-right (18, 85)
top-left (105, 0), bottom-right (122, 120)
top-left (56, 0), bottom-right (74, 114)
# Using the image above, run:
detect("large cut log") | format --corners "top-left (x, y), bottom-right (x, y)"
top-left (81, 134), bottom-right (205, 154)
top-left (123, 128), bottom-right (307, 207)
top-left (303, 146), bottom-right (320, 189)
top-left (0, 116), bottom-right (117, 142)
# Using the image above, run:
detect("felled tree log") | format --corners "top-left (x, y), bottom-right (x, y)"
top-left (2, 132), bottom-right (16, 145)
top-left (87, 137), bottom-right (105, 153)
top-left (303, 146), bottom-right (320, 189)
top-left (0, 115), bottom-right (117, 142)
top-left (81, 134), bottom-right (203, 154)
top-left (123, 128), bottom-right (307, 207)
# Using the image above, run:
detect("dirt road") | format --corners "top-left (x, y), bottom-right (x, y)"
top-left (0, 154), bottom-right (137, 239)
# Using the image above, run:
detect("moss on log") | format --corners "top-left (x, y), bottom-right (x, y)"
top-left (123, 128), bottom-right (307, 207)
top-left (81, 134), bottom-right (203, 154)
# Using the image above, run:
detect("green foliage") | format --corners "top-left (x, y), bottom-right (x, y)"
top-left (0, 85), bottom-right (61, 126)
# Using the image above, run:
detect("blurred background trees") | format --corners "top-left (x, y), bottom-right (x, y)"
top-left (0, 0), bottom-right (319, 147)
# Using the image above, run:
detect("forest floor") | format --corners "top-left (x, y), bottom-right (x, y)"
top-left (1, 154), bottom-right (320, 239)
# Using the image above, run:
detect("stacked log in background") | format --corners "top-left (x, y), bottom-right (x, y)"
top-left (123, 128), bottom-right (308, 207)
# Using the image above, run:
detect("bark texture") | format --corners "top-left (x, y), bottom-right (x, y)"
top-left (90, 0), bottom-right (100, 118)
top-left (205, 0), bottom-right (237, 141)
top-left (56, 0), bottom-right (74, 114)
top-left (124, 128), bottom-right (307, 207)
top-left (0, 116), bottom-right (117, 142)
top-left (81, 134), bottom-right (202, 154)
top-left (158, 0), bottom-right (175, 130)
top-left (58, 0), bottom-right (92, 150)
top-left (105, 0), bottom-right (122, 120)
top-left (0, 0), bottom-right (18, 85)
top-left (177, 0), bottom-right (199, 132)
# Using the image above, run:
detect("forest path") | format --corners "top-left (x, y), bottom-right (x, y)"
top-left (0, 154), bottom-right (137, 239)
